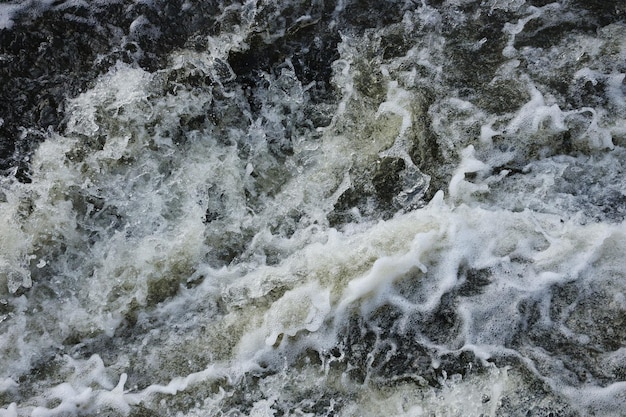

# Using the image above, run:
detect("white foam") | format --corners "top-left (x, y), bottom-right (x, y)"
top-left (488, 0), bottom-right (525, 13)
top-left (502, 5), bottom-right (555, 58)
top-left (339, 230), bottom-right (434, 308)
top-left (449, 146), bottom-right (490, 201)
top-left (562, 382), bottom-right (626, 416)
top-left (0, 404), bottom-right (17, 417)
top-left (606, 72), bottom-right (626, 109)
top-left (31, 384), bottom-right (93, 417)
top-left (235, 282), bottom-right (331, 356)
top-left (93, 374), bottom-right (131, 415)
top-left (0, 3), bottom-right (19, 30)
top-left (506, 84), bottom-right (566, 134)
top-left (480, 122), bottom-right (502, 145)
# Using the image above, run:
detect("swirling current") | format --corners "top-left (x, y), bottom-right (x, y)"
top-left (1, 1), bottom-right (625, 416)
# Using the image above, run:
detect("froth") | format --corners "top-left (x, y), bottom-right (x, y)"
top-left (2, 0), bottom-right (626, 415)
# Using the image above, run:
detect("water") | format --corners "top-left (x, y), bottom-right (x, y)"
top-left (1, 0), bottom-right (625, 415)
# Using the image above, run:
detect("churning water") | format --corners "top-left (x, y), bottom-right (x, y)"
top-left (1, 0), bottom-right (625, 415)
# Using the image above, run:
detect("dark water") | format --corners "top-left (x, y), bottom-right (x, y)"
top-left (1, 1), bottom-right (625, 415)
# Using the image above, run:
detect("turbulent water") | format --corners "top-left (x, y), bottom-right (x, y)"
top-left (1, 0), bottom-right (625, 415)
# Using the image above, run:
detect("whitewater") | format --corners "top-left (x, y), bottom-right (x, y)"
top-left (1, 0), bottom-right (625, 415)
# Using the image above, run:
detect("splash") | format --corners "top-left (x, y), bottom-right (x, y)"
top-left (1, 0), bottom-right (625, 415)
